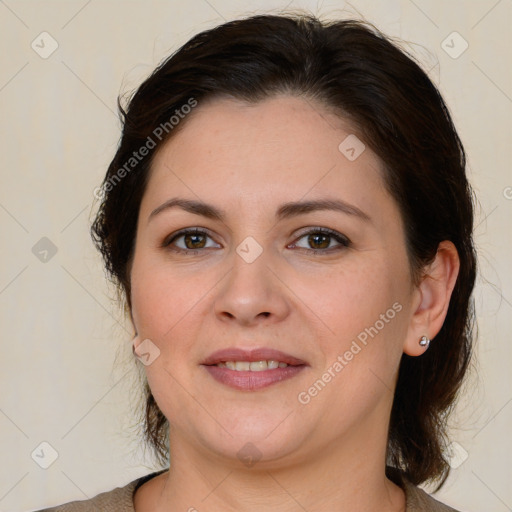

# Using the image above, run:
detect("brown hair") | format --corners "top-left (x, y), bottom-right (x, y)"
top-left (91, 13), bottom-right (476, 487)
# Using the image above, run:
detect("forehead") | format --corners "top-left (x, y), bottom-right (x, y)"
top-left (143, 95), bottom-right (390, 219)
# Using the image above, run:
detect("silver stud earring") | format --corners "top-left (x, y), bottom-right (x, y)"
top-left (419, 335), bottom-right (430, 348)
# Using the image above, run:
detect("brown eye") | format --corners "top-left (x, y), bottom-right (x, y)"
top-left (164, 228), bottom-right (221, 253)
top-left (184, 233), bottom-right (207, 249)
top-left (289, 228), bottom-right (350, 253)
top-left (308, 233), bottom-right (331, 249)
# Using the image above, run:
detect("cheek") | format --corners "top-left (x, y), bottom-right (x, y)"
top-left (295, 253), bottom-right (411, 399)
top-left (293, 255), bottom-right (407, 339)
top-left (130, 259), bottom-right (206, 421)
top-left (130, 251), bottom-right (208, 340)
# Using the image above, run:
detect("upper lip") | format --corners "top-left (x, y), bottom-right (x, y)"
top-left (202, 348), bottom-right (308, 366)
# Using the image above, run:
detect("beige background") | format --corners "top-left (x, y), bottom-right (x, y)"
top-left (0, 1), bottom-right (510, 511)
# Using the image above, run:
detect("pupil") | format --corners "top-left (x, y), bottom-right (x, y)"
top-left (309, 233), bottom-right (330, 249)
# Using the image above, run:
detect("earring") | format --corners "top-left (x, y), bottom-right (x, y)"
top-left (419, 335), bottom-right (430, 348)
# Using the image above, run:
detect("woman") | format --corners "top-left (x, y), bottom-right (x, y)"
top-left (38, 12), bottom-right (476, 512)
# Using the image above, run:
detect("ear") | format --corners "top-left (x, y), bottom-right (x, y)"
top-left (403, 241), bottom-right (460, 356)
top-left (131, 333), bottom-right (141, 355)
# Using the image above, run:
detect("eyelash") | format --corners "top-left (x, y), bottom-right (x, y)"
top-left (162, 227), bottom-right (351, 255)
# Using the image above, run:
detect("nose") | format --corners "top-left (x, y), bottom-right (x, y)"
top-left (213, 248), bottom-right (290, 327)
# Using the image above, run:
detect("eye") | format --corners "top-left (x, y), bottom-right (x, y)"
top-left (288, 228), bottom-right (350, 253)
top-left (162, 227), bottom-right (349, 254)
top-left (163, 228), bottom-right (221, 252)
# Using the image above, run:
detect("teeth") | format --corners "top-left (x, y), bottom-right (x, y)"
top-left (216, 360), bottom-right (288, 371)
top-left (249, 361), bottom-right (266, 371)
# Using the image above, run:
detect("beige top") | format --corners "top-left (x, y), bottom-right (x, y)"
top-left (36, 469), bottom-right (460, 511)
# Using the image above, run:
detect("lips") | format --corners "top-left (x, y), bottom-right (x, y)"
top-left (202, 347), bottom-right (307, 367)
top-left (201, 347), bottom-right (308, 391)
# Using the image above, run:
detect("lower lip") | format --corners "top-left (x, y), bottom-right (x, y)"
top-left (202, 365), bottom-right (306, 391)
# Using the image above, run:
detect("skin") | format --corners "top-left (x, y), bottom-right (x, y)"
top-left (129, 95), bottom-right (459, 511)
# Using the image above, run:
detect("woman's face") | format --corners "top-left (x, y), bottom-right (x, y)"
top-left (129, 95), bottom-right (418, 467)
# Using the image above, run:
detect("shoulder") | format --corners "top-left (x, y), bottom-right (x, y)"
top-left (387, 467), bottom-right (461, 511)
top-left (403, 480), bottom-right (460, 511)
top-left (397, 475), bottom-right (461, 511)
top-left (34, 470), bottom-right (167, 512)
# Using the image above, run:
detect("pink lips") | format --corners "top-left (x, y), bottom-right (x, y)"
top-left (201, 347), bottom-right (308, 391)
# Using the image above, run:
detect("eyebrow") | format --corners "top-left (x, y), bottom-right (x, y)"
top-left (148, 197), bottom-right (371, 224)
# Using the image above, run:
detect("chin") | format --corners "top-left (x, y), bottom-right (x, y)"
top-left (193, 416), bottom-right (310, 468)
